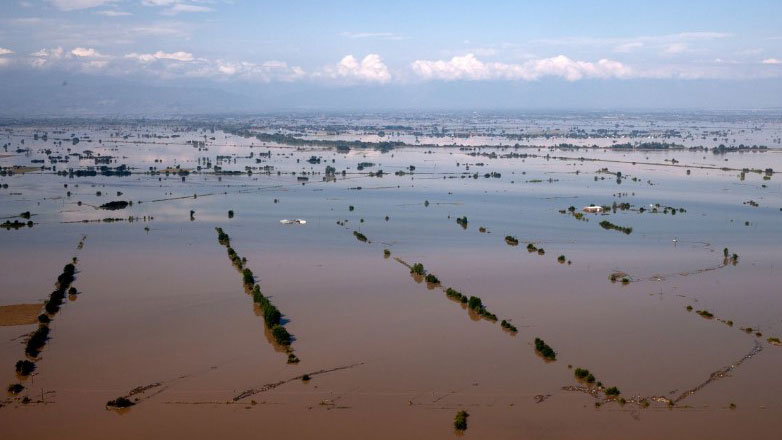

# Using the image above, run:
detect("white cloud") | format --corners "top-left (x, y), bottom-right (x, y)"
top-left (186, 60), bottom-right (306, 82)
top-left (614, 42), bottom-right (643, 53)
top-left (30, 47), bottom-right (65, 65)
top-left (662, 43), bottom-right (688, 55)
top-left (340, 32), bottom-right (404, 41)
top-left (411, 54), bottom-right (632, 82)
top-left (95, 10), bottom-right (131, 16)
top-left (320, 54), bottom-right (391, 83)
top-left (762, 58), bottom-right (781, 65)
top-left (0, 48), bottom-right (15, 56)
top-left (48, 0), bottom-right (116, 11)
top-left (162, 4), bottom-right (213, 15)
top-left (71, 47), bottom-right (103, 57)
top-left (125, 50), bottom-right (194, 62)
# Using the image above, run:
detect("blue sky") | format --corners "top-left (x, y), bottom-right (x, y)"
top-left (1, 1), bottom-right (781, 112)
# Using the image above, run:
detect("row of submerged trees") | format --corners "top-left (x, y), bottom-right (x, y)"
top-left (215, 227), bottom-right (298, 364)
top-left (8, 261), bottom-right (80, 396)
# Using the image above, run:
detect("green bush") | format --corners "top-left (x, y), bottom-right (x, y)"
top-left (106, 397), bottom-right (135, 408)
top-left (534, 337), bottom-right (556, 360)
top-left (15, 360), bottom-right (36, 376)
top-left (454, 410), bottom-right (469, 431)
top-left (353, 231), bottom-right (368, 242)
top-left (605, 387), bottom-right (621, 396)
top-left (271, 325), bottom-right (292, 346)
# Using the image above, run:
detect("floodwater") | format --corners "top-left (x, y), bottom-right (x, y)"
top-left (1, 114), bottom-right (781, 439)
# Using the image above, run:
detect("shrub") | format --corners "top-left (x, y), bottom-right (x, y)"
top-left (425, 273), bottom-right (440, 284)
top-left (557, 255), bottom-right (566, 263)
top-left (271, 325), bottom-right (292, 346)
top-left (15, 360), bottom-right (36, 376)
top-left (599, 220), bottom-right (633, 234)
top-left (242, 268), bottom-right (254, 286)
top-left (454, 410), bottom-right (469, 431)
top-left (605, 387), bottom-right (621, 396)
top-left (263, 305), bottom-right (282, 328)
top-left (445, 288), bottom-right (464, 301)
top-left (353, 231), bottom-right (368, 242)
top-left (383, 249), bottom-right (391, 257)
top-left (8, 383), bottom-right (24, 394)
top-left (505, 235), bottom-right (519, 245)
top-left (534, 337), bottom-right (556, 360)
top-left (411, 263), bottom-right (425, 276)
top-left (500, 320), bottom-right (517, 332)
top-left (106, 397), bottom-right (135, 408)
top-left (25, 326), bottom-right (50, 357)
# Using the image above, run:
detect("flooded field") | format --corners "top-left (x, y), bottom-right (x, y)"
top-left (1, 113), bottom-right (781, 439)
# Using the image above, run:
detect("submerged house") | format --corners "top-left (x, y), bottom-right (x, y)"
top-left (583, 206), bottom-right (604, 213)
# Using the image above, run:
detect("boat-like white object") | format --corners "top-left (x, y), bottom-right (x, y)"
top-left (280, 219), bottom-right (306, 224)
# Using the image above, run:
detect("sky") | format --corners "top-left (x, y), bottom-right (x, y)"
top-left (1, 0), bottom-right (781, 114)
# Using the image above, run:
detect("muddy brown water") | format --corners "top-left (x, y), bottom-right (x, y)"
top-left (1, 119), bottom-right (782, 439)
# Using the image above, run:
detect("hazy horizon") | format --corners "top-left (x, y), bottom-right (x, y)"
top-left (1, 1), bottom-right (782, 114)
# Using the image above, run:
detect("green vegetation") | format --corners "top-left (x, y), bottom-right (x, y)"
top-left (455, 216), bottom-right (468, 228)
top-left (410, 263), bottom-right (425, 276)
top-left (271, 326), bottom-right (292, 346)
top-left (425, 273), bottom-right (440, 284)
top-left (467, 296), bottom-right (497, 321)
top-left (526, 243), bottom-right (537, 252)
top-left (383, 249), bottom-right (391, 257)
top-left (574, 368), bottom-right (595, 384)
top-left (242, 268), bottom-right (255, 287)
top-left (7, 383), bottom-right (24, 394)
top-left (599, 220), bottom-right (633, 234)
top-left (216, 228), bottom-right (296, 360)
top-left (605, 387), bottom-right (621, 396)
top-left (15, 360), bottom-right (35, 376)
top-left (106, 397), bottom-right (135, 408)
top-left (767, 337), bottom-right (781, 346)
top-left (557, 255), bottom-right (566, 263)
top-left (99, 200), bottom-right (129, 210)
top-left (353, 231), bottom-right (368, 242)
top-left (453, 410), bottom-right (469, 431)
top-left (445, 288), bottom-right (468, 304)
top-left (534, 337), bottom-right (556, 360)
top-left (505, 235), bottom-right (519, 245)
top-left (1, 219), bottom-right (33, 230)
top-left (500, 320), bottom-right (518, 332)
top-left (696, 310), bottom-right (714, 319)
